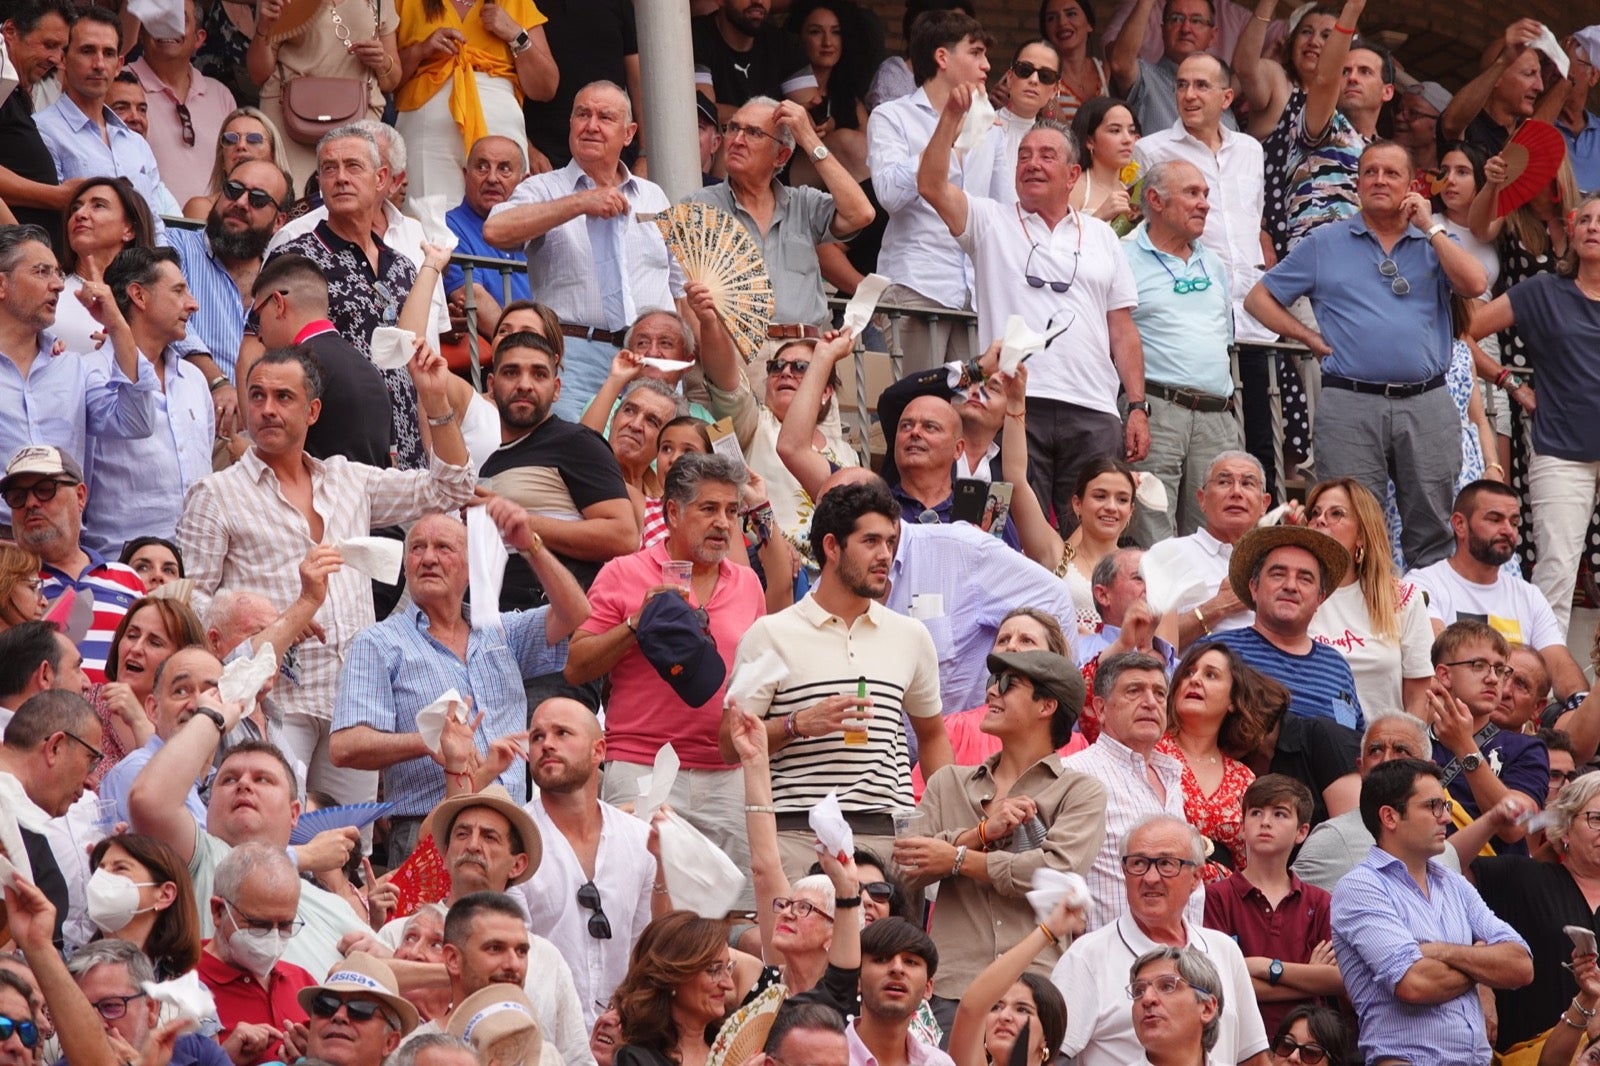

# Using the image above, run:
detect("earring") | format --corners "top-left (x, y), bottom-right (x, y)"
top-left (1354, 545), bottom-right (1365, 566)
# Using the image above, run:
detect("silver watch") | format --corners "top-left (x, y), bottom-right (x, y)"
top-left (1460, 751), bottom-right (1484, 772)
top-left (811, 143), bottom-right (830, 162)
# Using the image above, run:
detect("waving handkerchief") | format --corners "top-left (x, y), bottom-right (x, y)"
top-left (141, 971), bottom-right (217, 1025)
top-left (659, 811), bottom-right (745, 917)
top-left (998, 315), bottom-right (1044, 374)
top-left (219, 642), bottom-right (276, 706)
top-left (338, 536), bottom-right (404, 584)
top-left (809, 791), bottom-right (853, 858)
top-left (1141, 538), bottom-right (1207, 616)
top-left (1258, 502), bottom-right (1292, 528)
top-left (955, 86), bottom-right (997, 154)
top-left (466, 506), bottom-right (507, 631)
top-left (841, 273), bottom-right (891, 336)
top-left (1529, 23), bottom-right (1571, 79)
top-left (1134, 471), bottom-right (1168, 514)
top-left (413, 196), bottom-right (460, 252)
top-left (635, 743), bottom-right (680, 821)
top-left (417, 689), bottom-right (469, 755)
top-left (127, 0), bottom-right (185, 40)
top-left (1025, 869), bottom-right (1092, 925)
top-left (370, 326), bottom-right (418, 371)
top-left (641, 357), bottom-right (696, 372)
top-left (725, 648), bottom-right (788, 709)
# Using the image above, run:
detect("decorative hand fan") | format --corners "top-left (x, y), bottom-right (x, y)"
top-left (258, 0), bottom-right (326, 45)
top-left (706, 982), bottom-right (785, 1066)
top-left (653, 203), bottom-right (775, 361)
top-left (1496, 120), bottom-right (1567, 218)
top-left (289, 802), bottom-right (397, 845)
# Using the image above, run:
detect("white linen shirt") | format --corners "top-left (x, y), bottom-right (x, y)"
top-left (1164, 526), bottom-right (1253, 634)
top-left (487, 160), bottom-right (683, 330)
top-left (1134, 121), bottom-right (1274, 342)
top-left (956, 196), bottom-right (1136, 413)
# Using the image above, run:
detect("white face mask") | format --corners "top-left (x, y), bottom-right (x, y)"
top-left (221, 901), bottom-right (292, 978)
top-left (85, 869), bottom-right (156, 934)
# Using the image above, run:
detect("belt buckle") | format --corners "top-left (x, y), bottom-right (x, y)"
top-left (1383, 381), bottom-right (1413, 398)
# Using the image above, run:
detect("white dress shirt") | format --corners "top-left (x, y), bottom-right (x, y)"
top-left (1165, 527), bottom-right (1253, 634)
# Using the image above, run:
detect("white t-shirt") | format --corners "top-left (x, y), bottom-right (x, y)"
top-left (1309, 580), bottom-right (1434, 716)
top-left (1405, 559), bottom-right (1566, 649)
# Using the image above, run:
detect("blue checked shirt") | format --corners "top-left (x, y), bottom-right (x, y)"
top-left (166, 227), bottom-right (248, 380)
top-left (332, 603), bottom-right (567, 816)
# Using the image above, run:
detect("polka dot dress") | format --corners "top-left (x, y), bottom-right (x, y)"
top-left (1262, 88), bottom-right (1311, 467)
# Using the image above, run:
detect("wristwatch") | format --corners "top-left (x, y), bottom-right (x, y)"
top-left (1425, 221), bottom-right (1448, 240)
top-left (192, 706), bottom-right (227, 733)
top-left (812, 143), bottom-right (830, 162)
top-left (1460, 751), bottom-right (1485, 772)
top-left (1267, 959), bottom-right (1284, 987)
top-left (510, 30), bottom-right (531, 54)
top-left (1126, 400), bottom-right (1151, 415)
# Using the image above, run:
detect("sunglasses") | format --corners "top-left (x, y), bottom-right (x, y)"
top-left (862, 881), bottom-right (894, 901)
top-left (1010, 60), bottom-right (1060, 84)
top-left (175, 101), bottom-right (195, 147)
top-left (577, 880), bottom-right (612, 940)
top-left (1270, 1036), bottom-right (1328, 1064)
top-left (0, 1017), bottom-right (39, 1049)
top-left (1, 478), bottom-right (76, 510)
top-left (1377, 257), bottom-right (1410, 296)
top-left (308, 992), bottom-right (390, 1025)
top-left (766, 357), bottom-right (811, 377)
top-left (1024, 243), bottom-right (1079, 293)
top-left (221, 178), bottom-right (279, 211)
top-left (987, 671), bottom-right (1034, 695)
top-left (222, 130), bottom-right (268, 147)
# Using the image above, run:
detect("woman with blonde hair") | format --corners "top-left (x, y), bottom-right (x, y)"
top-left (183, 107), bottom-right (296, 219)
top-left (1303, 478), bottom-right (1434, 717)
top-left (0, 544), bottom-right (45, 633)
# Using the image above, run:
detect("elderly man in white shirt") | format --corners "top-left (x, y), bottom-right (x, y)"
top-left (1168, 451), bottom-right (1269, 649)
top-left (485, 80), bottom-right (683, 422)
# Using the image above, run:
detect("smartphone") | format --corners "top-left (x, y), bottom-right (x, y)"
top-left (808, 97), bottom-right (831, 126)
top-left (1567, 925), bottom-right (1598, 955)
top-left (951, 478), bottom-right (987, 525)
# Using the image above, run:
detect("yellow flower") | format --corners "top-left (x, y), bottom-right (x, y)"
top-left (1119, 162), bottom-right (1141, 187)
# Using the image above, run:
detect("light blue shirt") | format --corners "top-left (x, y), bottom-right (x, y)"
top-left (98, 734), bottom-right (208, 827)
top-left (0, 331), bottom-right (159, 525)
top-left (82, 348), bottom-right (214, 557)
top-left (1560, 111), bottom-right (1600, 197)
top-left (1332, 846), bottom-right (1527, 1066)
top-left (1261, 213), bottom-right (1454, 383)
top-left (1124, 223), bottom-right (1234, 397)
top-left (165, 227), bottom-right (248, 380)
top-left (34, 94), bottom-right (180, 220)
top-left (331, 603), bottom-right (567, 817)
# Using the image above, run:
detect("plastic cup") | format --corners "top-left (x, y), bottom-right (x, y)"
top-left (661, 560), bottom-right (693, 591)
top-left (892, 810), bottom-right (928, 838)
top-left (842, 716), bottom-right (870, 746)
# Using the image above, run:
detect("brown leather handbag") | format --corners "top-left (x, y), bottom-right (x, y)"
top-left (281, 76), bottom-right (369, 144)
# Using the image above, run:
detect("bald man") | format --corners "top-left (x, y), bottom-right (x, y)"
top-left (330, 502), bottom-right (592, 862)
top-left (511, 697), bottom-right (661, 1027)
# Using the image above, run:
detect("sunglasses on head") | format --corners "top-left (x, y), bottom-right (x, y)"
top-left (221, 178), bottom-right (279, 211)
top-left (0, 1017), bottom-right (39, 1049)
top-left (222, 130), bottom-right (268, 147)
top-left (1010, 60), bottom-right (1060, 84)
top-left (308, 992), bottom-right (389, 1025)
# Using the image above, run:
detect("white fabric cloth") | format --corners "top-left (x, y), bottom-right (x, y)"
top-left (1404, 558), bottom-right (1567, 649)
top-left (1308, 580), bottom-right (1434, 717)
top-left (965, 106), bottom-right (1036, 205)
top-left (1163, 527), bottom-right (1253, 634)
top-left (398, 73), bottom-right (527, 216)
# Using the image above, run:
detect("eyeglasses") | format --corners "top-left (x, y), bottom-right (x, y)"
top-left (577, 880), bottom-right (612, 940)
top-left (1580, 811), bottom-right (1600, 830)
top-left (10, 263), bottom-right (65, 282)
top-left (18, 577), bottom-right (43, 593)
top-left (1162, 13), bottom-right (1213, 26)
top-left (1377, 257), bottom-right (1411, 296)
top-left (1403, 797), bottom-right (1450, 819)
top-left (1394, 107), bottom-right (1438, 123)
top-left (223, 899), bottom-right (305, 937)
top-left (63, 730), bottom-right (104, 772)
top-left (862, 881), bottom-right (894, 901)
top-left (987, 671), bottom-right (1035, 696)
top-left (89, 993), bottom-right (146, 1021)
top-left (0, 1016), bottom-right (39, 1049)
top-left (1270, 1035), bottom-right (1328, 1064)
top-left (1552, 769), bottom-right (1582, 785)
top-left (1442, 658), bottom-right (1514, 681)
top-left (221, 178), bottom-right (280, 211)
top-left (1010, 60), bottom-right (1060, 84)
top-left (1024, 243), bottom-right (1079, 293)
top-left (723, 121), bottom-right (776, 144)
top-left (1208, 473), bottom-right (1263, 491)
top-left (1147, 247), bottom-right (1212, 295)
top-left (772, 897), bottom-right (834, 922)
top-left (221, 130), bottom-right (268, 147)
top-left (1126, 974), bottom-right (1209, 999)
top-left (1, 478), bottom-right (76, 510)
top-left (308, 992), bottom-right (392, 1027)
top-left (766, 357), bottom-right (811, 377)
top-left (1307, 505), bottom-right (1349, 524)
top-left (703, 961), bottom-right (734, 981)
top-left (175, 101), bottom-right (195, 147)
top-left (1120, 854), bottom-right (1197, 878)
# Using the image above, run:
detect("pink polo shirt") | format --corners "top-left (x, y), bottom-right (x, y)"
top-left (130, 57), bottom-right (238, 204)
top-left (581, 541), bottom-right (764, 769)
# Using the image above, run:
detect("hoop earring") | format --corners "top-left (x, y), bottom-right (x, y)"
top-left (1354, 545), bottom-right (1366, 566)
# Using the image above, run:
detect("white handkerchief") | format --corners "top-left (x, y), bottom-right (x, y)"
top-left (1141, 538), bottom-right (1207, 616)
top-left (955, 87), bottom-right (997, 154)
top-left (465, 506), bottom-right (507, 632)
top-left (0, 851), bottom-right (20, 889)
top-left (641, 357), bottom-right (696, 372)
top-left (416, 689), bottom-right (469, 755)
top-left (635, 743), bottom-right (680, 821)
top-left (127, 0), bottom-right (185, 41)
top-left (658, 811), bottom-right (745, 917)
top-left (1134, 472), bottom-right (1168, 514)
top-left (909, 594), bottom-right (944, 621)
top-left (809, 791), bottom-right (853, 858)
top-left (841, 273), bottom-right (891, 336)
top-left (218, 642), bottom-right (276, 706)
top-left (370, 326), bottom-right (418, 371)
top-left (338, 536), bottom-right (404, 584)
top-left (998, 315), bottom-right (1044, 375)
top-left (1258, 503), bottom-right (1291, 528)
top-left (141, 972), bottom-right (217, 1025)
top-left (725, 648), bottom-right (789, 709)
top-left (1530, 24), bottom-right (1571, 79)
top-left (413, 196), bottom-right (460, 252)
top-left (1025, 868), bottom-right (1092, 924)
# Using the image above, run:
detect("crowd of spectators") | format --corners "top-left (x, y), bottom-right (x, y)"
top-left (2, 1), bottom-right (1600, 1066)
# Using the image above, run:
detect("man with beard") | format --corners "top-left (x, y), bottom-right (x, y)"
top-left (167, 158), bottom-right (292, 434)
top-left (510, 698), bottom-right (660, 1028)
top-left (443, 136), bottom-right (531, 340)
top-left (722, 477), bottom-right (949, 879)
top-left (477, 330), bottom-right (634, 709)
top-left (1406, 480), bottom-right (1589, 705)
top-left (691, 0), bottom-right (815, 121)
top-left (569, 453), bottom-right (763, 887)
top-left (330, 503), bottom-right (588, 861)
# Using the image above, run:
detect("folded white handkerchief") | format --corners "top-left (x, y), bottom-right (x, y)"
top-left (127, 0), bottom-right (185, 41)
top-left (955, 87), bottom-right (997, 153)
top-left (999, 315), bottom-right (1045, 375)
top-left (337, 536), bottom-right (404, 584)
top-left (841, 273), bottom-right (891, 336)
top-left (1026, 868), bottom-right (1092, 924)
top-left (218, 642), bottom-right (276, 706)
top-left (1141, 538), bottom-right (1207, 616)
top-left (413, 196), bottom-right (460, 252)
top-left (1529, 24), bottom-right (1571, 78)
top-left (725, 649), bottom-right (789, 709)
top-left (370, 327), bottom-right (418, 371)
top-left (809, 791), bottom-right (853, 858)
top-left (465, 506), bottom-right (507, 632)
top-left (641, 357), bottom-right (696, 372)
top-left (659, 811), bottom-right (745, 917)
top-left (141, 971), bottom-right (217, 1025)
top-left (635, 743), bottom-right (680, 821)
top-left (1134, 472), bottom-right (1168, 514)
top-left (417, 689), bottom-right (469, 755)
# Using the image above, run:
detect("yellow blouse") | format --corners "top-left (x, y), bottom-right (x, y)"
top-left (395, 0), bottom-right (545, 150)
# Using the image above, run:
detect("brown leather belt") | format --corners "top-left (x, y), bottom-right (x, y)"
top-left (560, 324), bottom-right (624, 345)
top-left (767, 324), bottom-right (821, 340)
top-left (1147, 381), bottom-right (1233, 413)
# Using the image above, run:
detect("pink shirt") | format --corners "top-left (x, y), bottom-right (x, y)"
top-left (581, 541), bottom-right (764, 769)
top-left (130, 58), bottom-right (238, 204)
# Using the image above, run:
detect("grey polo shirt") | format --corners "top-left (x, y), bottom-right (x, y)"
top-left (686, 179), bottom-right (842, 329)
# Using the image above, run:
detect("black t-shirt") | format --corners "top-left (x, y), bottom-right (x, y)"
top-left (522, 0), bottom-right (637, 168)
top-left (477, 414), bottom-right (628, 607)
top-left (0, 89), bottom-right (66, 252)
top-left (301, 329), bottom-right (395, 469)
top-left (690, 13), bottom-right (811, 111)
top-left (1472, 855), bottom-right (1591, 1051)
top-left (1270, 714), bottom-right (1360, 827)
top-left (1464, 111), bottom-right (1513, 159)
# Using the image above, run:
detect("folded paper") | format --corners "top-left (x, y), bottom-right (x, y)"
top-left (841, 273), bottom-right (891, 336)
top-left (809, 791), bottom-right (853, 858)
top-left (998, 315), bottom-right (1044, 375)
top-left (1025, 868), bottom-right (1092, 925)
top-left (337, 536), bottom-right (404, 584)
top-left (465, 506), bottom-right (507, 632)
top-left (658, 811), bottom-right (745, 917)
top-left (218, 642), bottom-right (276, 706)
top-left (417, 689), bottom-right (469, 755)
top-left (370, 326), bottom-right (418, 371)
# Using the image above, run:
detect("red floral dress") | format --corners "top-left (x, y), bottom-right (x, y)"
top-left (1156, 735), bottom-right (1255, 882)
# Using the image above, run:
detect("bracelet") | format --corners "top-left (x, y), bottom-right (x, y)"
top-left (450, 770), bottom-right (471, 789)
top-left (1333, 22), bottom-right (1355, 33)
top-left (1485, 462), bottom-right (1505, 472)
top-left (426, 409), bottom-right (456, 427)
top-left (952, 844), bottom-right (968, 877)
top-left (1564, 692), bottom-right (1591, 714)
top-left (1574, 997), bottom-right (1598, 1019)
top-left (784, 712), bottom-right (801, 739)
top-left (977, 816), bottom-right (989, 848)
top-left (653, 882), bottom-right (670, 895)
top-left (1562, 1011), bottom-right (1588, 1030)
top-left (1037, 923), bottom-right (1061, 948)
top-left (744, 804), bottom-right (776, 814)
top-left (624, 617), bottom-right (637, 635)
top-left (1193, 606), bottom-right (1210, 635)
top-left (834, 895), bottom-right (862, 909)
top-left (1252, 13), bottom-right (1272, 22)
top-left (209, 374), bottom-right (230, 392)
top-left (1495, 368), bottom-right (1512, 388)
top-left (1005, 409), bottom-right (1026, 421)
